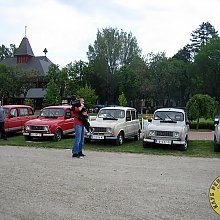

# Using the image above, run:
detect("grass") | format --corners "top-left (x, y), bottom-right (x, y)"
top-left (0, 132), bottom-right (219, 158)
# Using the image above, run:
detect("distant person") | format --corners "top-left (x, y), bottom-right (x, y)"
top-left (0, 101), bottom-right (7, 140)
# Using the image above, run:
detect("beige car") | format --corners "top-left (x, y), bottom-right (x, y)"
top-left (85, 106), bottom-right (141, 145)
top-left (143, 108), bottom-right (190, 151)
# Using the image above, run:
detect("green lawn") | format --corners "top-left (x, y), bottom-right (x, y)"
top-left (0, 133), bottom-right (219, 158)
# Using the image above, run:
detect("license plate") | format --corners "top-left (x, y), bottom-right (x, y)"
top-left (155, 139), bottom-right (171, 145)
top-left (30, 133), bottom-right (42, 137)
top-left (92, 135), bottom-right (104, 140)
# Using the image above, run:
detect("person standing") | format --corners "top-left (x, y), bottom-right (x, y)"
top-left (0, 101), bottom-right (7, 140)
top-left (72, 98), bottom-right (87, 158)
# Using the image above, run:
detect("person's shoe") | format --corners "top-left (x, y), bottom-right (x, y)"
top-left (72, 153), bottom-right (78, 158)
top-left (78, 151), bottom-right (86, 157)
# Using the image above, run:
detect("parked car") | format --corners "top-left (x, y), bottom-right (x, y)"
top-left (84, 106), bottom-right (141, 145)
top-left (2, 105), bottom-right (36, 134)
top-left (142, 108), bottom-right (190, 151)
top-left (23, 105), bottom-right (74, 141)
top-left (213, 116), bottom-right (220, 152)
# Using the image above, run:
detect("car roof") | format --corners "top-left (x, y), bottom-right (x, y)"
top-left (43, 105), bottom-right (72, 109)
top-left (155, 108), bottom-right (185, 113)
top-left (3, 105), bottom-right (33, 108)
top-left (100, 106), bottom-right (137, 111)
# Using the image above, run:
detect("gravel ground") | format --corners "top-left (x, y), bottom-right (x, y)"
top-left (0, 146), bottom-right (219, 220)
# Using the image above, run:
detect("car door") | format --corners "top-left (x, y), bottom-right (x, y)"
top-left (5, 108), bottom-right (21, 132)
top-left (19, 107), bottom-right (32, 126)
top-left (131, 110), bottom-right (140, 135)
top-left (125, 110), bottom-right (133, 136)
top-left (62, 109), bottom-right (75, 134)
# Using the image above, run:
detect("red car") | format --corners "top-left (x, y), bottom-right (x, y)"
top-left (3, 105), bottom-right (36, 134)
top-left (23, 105), bottom-right (75, 141)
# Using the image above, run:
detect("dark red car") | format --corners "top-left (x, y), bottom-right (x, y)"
top-left (3, 105), bottom-right (36, 134)
top-left (23, 105), bottom-right (75, 141)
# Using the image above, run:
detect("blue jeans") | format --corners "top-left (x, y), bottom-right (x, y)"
top-left (72, 125), bottom-right (84, 154)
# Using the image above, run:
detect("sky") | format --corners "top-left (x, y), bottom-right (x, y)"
top-left (0, 0), bottom-right (220, 67)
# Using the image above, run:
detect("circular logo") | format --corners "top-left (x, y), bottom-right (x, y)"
top-left (209, 176), bottom-right (220, 216)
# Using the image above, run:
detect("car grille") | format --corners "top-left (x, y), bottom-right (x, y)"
top-left (29, 125), bottom-right (46, 131)
top-left (92, 127), bottom-right (107, 133)
top-left (156, 131), bottom-right (173, 137)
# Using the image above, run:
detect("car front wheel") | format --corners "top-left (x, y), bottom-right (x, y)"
top-left (178, 137), bottom-right (188, 151)
top-left (53, 129), bottom-right (62, 141)
top-left (116, 132), bottom-right (124, 146)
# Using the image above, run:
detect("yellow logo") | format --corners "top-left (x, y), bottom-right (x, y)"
top-left (209, 176), bottom-right (220, 216)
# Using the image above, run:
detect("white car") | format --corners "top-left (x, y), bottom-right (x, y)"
top-left (143, 108), bottom-right (190, 151)
top-left (85, 106), bottom-right (141, 145)
top-left (214, 116), bottom-right (220, 152)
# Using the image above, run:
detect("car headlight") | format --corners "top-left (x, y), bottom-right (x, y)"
top-left (106, 127), bottom-right (112, 133)
top-left (43, 126), bottom-right (49, 132)
top-left (25, 125), bottom-right (30, 130)
top-left (149, 130), bottom-right (155, 136)
top-left (174, 132), bottom-right (179, 137)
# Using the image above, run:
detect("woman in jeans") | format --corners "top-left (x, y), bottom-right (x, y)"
top-left (72, 98), bottom-right (87, 158)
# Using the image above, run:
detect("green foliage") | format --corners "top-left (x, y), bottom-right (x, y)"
top-left (186, 94), bottom-right (217, 129)
top-left (118, 92), bottom-right (127, 106)
top-left (0, 44), bottom-right (16, 61)
top-left (87, 27), bottom-right (141, 103)
top-left (43, 81), bottom-right (61, 107)
top-left (76, 84), bottom-right (98, 109)
top-left (24, 98), bottom-right (34, 107)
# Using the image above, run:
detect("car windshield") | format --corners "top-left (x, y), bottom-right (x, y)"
top-left (98, 109), bottom-right (125, 119)
top-left (154, 111), bottom-right (184, 122)
top-left (41, 108), bottom-right (64, 117)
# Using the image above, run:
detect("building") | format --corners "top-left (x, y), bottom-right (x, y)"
top-left (0, 36), bottom-right (53, 109)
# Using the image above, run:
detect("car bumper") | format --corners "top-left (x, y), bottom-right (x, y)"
top-left (23, 132), bottom-right (54, 137)
top-left (85, 134), bottom-right (117, 140)
top-left (143, 138), bottom-right (185, 145)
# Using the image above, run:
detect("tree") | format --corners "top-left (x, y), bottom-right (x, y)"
top-left (118, 92), bottom-right (127, 106)
top-left (87, 27), bottom-right (141, 103)
top-left (190, 22), bottom-right (218, 57)
top-left (76, 84), bottom-right (98, 109)
top-left (43, 81), bottom-right (61, 107)
top-left (194, 37), bottom-right (220, 102)
top-left (186, 94), bottom-right (217, 130)
top-left (0, 44), bottom-right (16, 61)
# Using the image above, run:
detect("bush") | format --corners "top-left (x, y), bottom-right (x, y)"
top-left (190, 118), bottom-right (214, 130)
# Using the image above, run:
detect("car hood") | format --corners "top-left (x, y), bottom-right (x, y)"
top-left (24, 118), bottom-right (63, 126)
top-left (148, 123), bottom-right (185, 132)
top-left (90, 120), bottom-right (120, 128)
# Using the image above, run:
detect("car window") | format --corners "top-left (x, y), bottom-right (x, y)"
top-left (154, 111), bottom-right (184, 121)
top-left (29, 108), bottom-right (34, 115)
top-left (65, 109), bottom-right (71, 119)
top-left (41, 108), bottom-right (64, 117)
top-left (3, 108), bottom-right (9, 116)
top-left (131, 110), bottom-right (136, 120)
top-left (98, 109), bottom-right (125, 119)
top-left (10, 108), bottom-right (18, 117)
top-left (126, 111), bottom-right (131, 121)
top-left (20, 108), bottom-right (28, 116)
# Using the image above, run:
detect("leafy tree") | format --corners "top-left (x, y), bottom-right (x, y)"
top-left (87, 27), bottom-right (141, 103)
top-left (0, 44), bottom-right (16, 61)
top-left (118, 92), bottom-right (127, 106)
top-left (76, 84), bottom-right (98, 109)
top-left (173, 44), bottom-right (192, 62)
top-left (190, 22), bottom-right (218, 57)
top-left (186, 94), bottom-right (217, 129)
top-left (194, 37), bottom-right (220, 102)
top-left (43, 81), bottom-right (61, 107)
